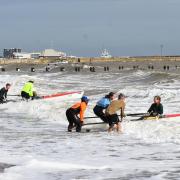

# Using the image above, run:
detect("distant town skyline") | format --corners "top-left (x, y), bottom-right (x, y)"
top-left (0, 0), bottom-right (180, 57)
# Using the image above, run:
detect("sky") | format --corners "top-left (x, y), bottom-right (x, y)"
top-left (0, 0), bottom-right (180, 57)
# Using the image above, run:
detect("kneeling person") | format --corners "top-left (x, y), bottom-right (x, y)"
top-left (66, 96), bottom-right (89, 132)
top-left (0, 83), bottom-right (11, 104)
top-left (148, 96), bottom-right (163, 116)
top-left (21, 81), bottom-right (37, 100)
top-left (106, 93), bottom-right (126, 132)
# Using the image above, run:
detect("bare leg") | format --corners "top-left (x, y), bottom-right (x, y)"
top-left (108, 125), bottom-right (114, 132)
top-left (116, 122), bottom-right (122, 133)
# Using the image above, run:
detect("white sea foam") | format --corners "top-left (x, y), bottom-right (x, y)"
top-left (0, 70), bottom-right (180, 179)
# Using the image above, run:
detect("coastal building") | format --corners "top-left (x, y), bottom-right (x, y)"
top-left (40, 49), bottom-right (66, 58)
top-left (13, 52), bottom-right (31, 59)
top-left (3, 48), bottom-right (66, 59)
top-left (3, 48), bottom-right (21, 58)
top-left (13, 52), bottom-right (41, 59)
top-left (31, 52), bottom-right (41, 59)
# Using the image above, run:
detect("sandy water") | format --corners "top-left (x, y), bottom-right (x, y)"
top-left (0, 67), bottom-right (180, 180)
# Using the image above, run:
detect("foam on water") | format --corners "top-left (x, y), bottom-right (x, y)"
top-left (1, 70), bottom-right (180, 179)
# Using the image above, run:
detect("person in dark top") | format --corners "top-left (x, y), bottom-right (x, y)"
top-left (0, 83), bottom-right (11, 104)
top-left (148, 96), bottom-right (163, 116)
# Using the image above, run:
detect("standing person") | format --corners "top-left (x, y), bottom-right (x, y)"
top-left (148, 96), bottom-right (163, 116)
top-left (66, 96), bottom-right (89, 132)
top-left (21, 80), bottom-right (36, 100)
top-left (106, 93), bottom-right (126, 132)
top-left (93, 92), bottom-right (115, 123)
top-left (0, 83), bottom-right (11, 104)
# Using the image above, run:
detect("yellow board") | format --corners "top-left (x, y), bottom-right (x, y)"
top-left (143, 116), bottom-right (159, 121)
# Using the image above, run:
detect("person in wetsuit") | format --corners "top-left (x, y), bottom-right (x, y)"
top-left (93, 92), bottom-right (115, 123)
top-left (148, 96), bottom-right (163, 116)
top-left (66, 96), bottom-right (89, 132)
top-left (106, 93), bottom-right (126, 132)
top-left (0, 83), bottom-right (11, 104)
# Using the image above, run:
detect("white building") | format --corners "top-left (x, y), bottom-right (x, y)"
top-left (31, 52), bottom-right (41, 59)
top-left (41, 49), bottom-right (66, 58)
top-left (13, 52), bottom-right (31, 59)
top-left (13, 49), bottom-right (66, 59)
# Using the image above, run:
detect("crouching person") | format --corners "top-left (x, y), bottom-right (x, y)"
top-left (66, 96), bottom-right (89, 132)
top-left (0, 83), bottom-right (11, 104)
top-left (106, 93), bottom-right (126, 132)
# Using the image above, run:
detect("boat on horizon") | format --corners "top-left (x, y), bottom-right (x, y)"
top-left (101, 49), bottom-right (112, 58)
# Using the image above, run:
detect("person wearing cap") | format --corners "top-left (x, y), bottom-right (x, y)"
top-left (106, 93), bottom-right (126, 132)
top-left (93, 92), bottom-right (115, 123)
top-left (0, 83), bottom-right (11, 104)
top-left (148, 96), bottom-right (163, 116)
top-left (21, 81), bottom-right (36, 100)
top-left (66, 96), bottom-right (89, 132)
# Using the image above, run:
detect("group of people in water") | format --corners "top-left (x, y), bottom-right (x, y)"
top-left (0, 80), bottom-right (37, 104)
top-left (0, 81), bottom-right (163, 133)
top-left (66, 93), bottom-right (163, 132)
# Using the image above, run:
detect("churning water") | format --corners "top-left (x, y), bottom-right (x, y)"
top-left (0, 67), bottom-right (180, 180)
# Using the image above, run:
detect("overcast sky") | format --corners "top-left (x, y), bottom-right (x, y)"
top-left (0, 0), bottom-right (180, 56)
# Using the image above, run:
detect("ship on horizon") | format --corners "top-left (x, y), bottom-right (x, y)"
top-left (101, 49), bottom-right (112, 58)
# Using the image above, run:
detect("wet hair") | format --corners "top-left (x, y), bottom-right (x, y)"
top-left (6, 83), bottom-right (11, 87)
top-left (105, 92), bottom-right (115, 99)
top-left (154, 96), bottom-right (161, 101)
top-left (118, 93), bottom-right (125, 100)
top-left (29, 80), bottom-right (34, 83)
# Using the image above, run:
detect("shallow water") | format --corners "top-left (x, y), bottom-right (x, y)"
top-left (0, 68), bottom-right (180, 180)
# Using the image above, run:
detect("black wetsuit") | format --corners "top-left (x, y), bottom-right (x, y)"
top-left (66, 108), bottom-right (82, 132)
top-left (0, 87), bottom-right (8, 103)
top-left (93, 97), bottom-right (110, 123)
top-left (66, 102), bottom-right (87, 132)
top-left (93, 105), bottom-right (109, 123)
top-left (148, 103), bottom-right (163, 115)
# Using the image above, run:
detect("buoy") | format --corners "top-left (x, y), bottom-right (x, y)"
top-left (16, 68), bottom-right (20, 72)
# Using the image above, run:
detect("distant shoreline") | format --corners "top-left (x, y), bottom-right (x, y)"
top-left (1, 56), bottom-right (180, 65)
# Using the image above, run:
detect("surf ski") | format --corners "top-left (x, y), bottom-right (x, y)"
top-left (7, 91), bottom-right (84, 103)
top-left (40, 91), bottom-right (84, 100)
top-left (131, 113), bottom-right (180, 121)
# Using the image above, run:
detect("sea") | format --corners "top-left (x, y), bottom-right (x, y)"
top-left (0, 63), bottom-right (180, 180)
